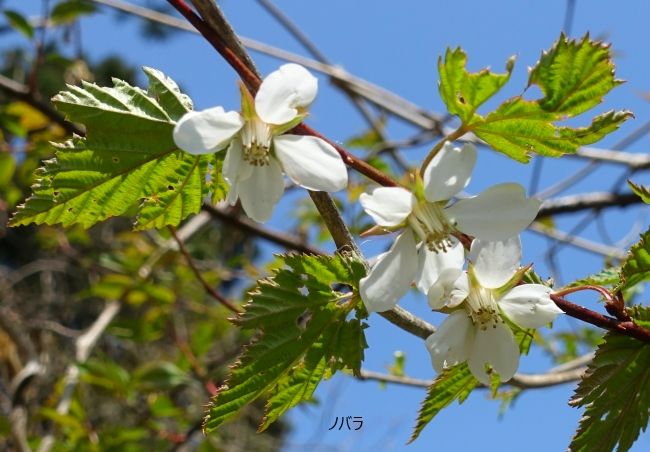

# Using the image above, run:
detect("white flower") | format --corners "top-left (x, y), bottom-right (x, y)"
top-left (358, 142), bottom-right (540, 313)
top-left (172, 63), bottom-right (348, 222)
top-left (425, 236), bottom-right (563, 385)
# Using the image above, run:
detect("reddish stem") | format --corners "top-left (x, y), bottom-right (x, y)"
top-left (553, 285), bottom-right (630, 321)
top-left (550, 294), bottom-right (650, 343)
top-left (166, 0), bottom-right (399, 188)
top-left (553, 285), bottom-right (616, 303)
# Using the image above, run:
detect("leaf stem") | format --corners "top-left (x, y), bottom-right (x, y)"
top-left (419, 126), bottom-right (467, 177)
top-left (550, 294), bottom-right (650, 343)
top-left (553, 285), bottom-right (615, 303)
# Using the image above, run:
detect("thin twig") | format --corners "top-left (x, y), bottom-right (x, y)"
top-left (202, 203), bottom-right (323, 255)
top-left (358, 366), bottom-right (586, 390)
top-left (169, 226), bottom-right (241, 313)
top-left (36, 217), bottom-right (209, 452)
top-left (528, 222), bottom-right (627, 259)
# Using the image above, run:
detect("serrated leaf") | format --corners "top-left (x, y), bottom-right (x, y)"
top-left (569, 306), bottom-right (650, 452)
top-left (204, 253), bottom-right (367, 433)
top-left (453, 34), bottom-right (631, 162)
top-left (143, 66), bottom-right (193, 121)
top-left (617, 229), bottom-right (650, 292)
top-left (568, 267), bottom-right (621, 288)
top-left (628, 180), bottom-right (650, 204)
top-left (10, 68), bottom-right (209, 230)
top-left (4, 10), bottom-right (34, 39)
top-left (473, 102), bottom-right (631, 162)
top-left (528, 33), bottom-right (620, 116)
top-left (50, 0), bottom-right (96, 25)
top-left (409, 363), bottom-right (478, 443)
top-left (438, 47), bottom-right (514, 123)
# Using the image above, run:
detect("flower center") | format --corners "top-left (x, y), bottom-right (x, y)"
top-left (465, 286), bottom-right (502, 330)
top-left (407, 201), bottom-right (457, 252)
top-left (241, 117), bottom-right (272, 166)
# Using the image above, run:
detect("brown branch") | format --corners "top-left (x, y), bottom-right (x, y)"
top-left (166, 0), bottom-right (398, 188)
top-left (551, 294), bottom-right (650, 344)
top-left (358, 366), bottom-right (586, 390)
top-left (0, 74), bottom-right (83, 136)
top-left (169, 226), bottom-right (241, 314)
top-left (202, 203), bottom-right (323, 255)
top-left (537, 192), bottom-right (642, 218)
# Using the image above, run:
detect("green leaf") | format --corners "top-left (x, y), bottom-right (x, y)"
top-left (10, 68), bottom-right (209, 230)
top-left (438, 47), bottom-right (514, 124)
top-left (50, 0), bottom-right (97, 25)
top-left (628, 180), bottom-right (650, 204)
top-left (409, 363), bottom-right (478, 443)
top-left (473, 102), bottom-right (631, 163)
top-left (4, 10), bottom-right (34, 39)
top-left (617, 229), bottom-right (650, 292)
top-left (203, 253), bottom-right (367, 432)
top-left (568, 306), bottom-right (650, 452)
top-left (568, 267), bottom-right (621, 288)
top-left (528, 33), bottom-right (620, 116)
top-left (454, 34), bottom-right (632, 162)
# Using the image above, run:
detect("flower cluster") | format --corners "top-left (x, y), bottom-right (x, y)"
top-left (358, 142), bottom-right (562, 383)
top-left (173, 63), bottom-right (562, 385)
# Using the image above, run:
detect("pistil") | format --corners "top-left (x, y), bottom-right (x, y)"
top-left (408, 202), bottom-right (457, 252)
top-left (241, 117), bottom-right (272, 166)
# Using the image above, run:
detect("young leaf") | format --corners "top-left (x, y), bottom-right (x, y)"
top-left (438, 47), bottom-right (514, 124)
top-left (528, 33), bottom-right (621, 116)
top-left (453, 34), bottom-right (632, 162)
top-left (628, 180), bottom-right (650, 204)
top-left (4, 10), bottom-right (34, 39)
top-left (617, 229), bottom-right (650, 292)
top-left (567, 267), bottom-right (621, 288)
top-left (10, 68), bottom-right (209, 230)
top-left (409, 363), bottom-right (478, 443)
top-left (203, 253), bottom-right (367, 433)
top-left (569, 306), bottom-right (650, 452)
top-left (474, 105), bottom-right (630, 162)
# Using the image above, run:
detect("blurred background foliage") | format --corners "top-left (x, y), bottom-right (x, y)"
top-left (0, 1), bottom-right (288, 449)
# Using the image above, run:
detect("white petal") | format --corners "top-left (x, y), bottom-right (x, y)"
top-left (425, 311), bottom-right (473, 373)
top-left (415, 238), bottom-right (465, 293)
top-left (468, 323), bottom-right (519, 385)
top-left (237, 160), bottom-right (285, 222)
top-left (359, 229), bottom-right (418, 313)
top-left (427, 268), bottom-right (468, 310)
top-left (255, 64), bottom-right (318, 125)
top-left (499, 284), bottom-right (563, 329)
top-left (173, 107), bottom-right (244, 155)
top-left (360, 187), bottom-right (415, 227)
top-left (273, 135), bottom-right (347, 192)
top-left (445, 183), bottom-right (541, 241)
top-left (223, 139), bottom-right (252, 184)
top-left (423, 142), bottom-right (477, 202)
top-left (469, 237), bottom-right (521, 289)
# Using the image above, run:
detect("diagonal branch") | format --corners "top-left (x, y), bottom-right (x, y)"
top-left (169, 225), bottom-right (241, 313)
top-left (0, 74), bottom-right (83, 136)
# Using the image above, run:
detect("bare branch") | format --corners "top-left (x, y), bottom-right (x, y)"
top-left (358, 366), bottom-right (586, 390)
top-left (537, 192), bottom-right (642, 218)
top-left (527, 222), bottom-right (627, 259)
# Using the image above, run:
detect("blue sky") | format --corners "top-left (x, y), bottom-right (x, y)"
top-left (6, 1), bottom-right (650, 450)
